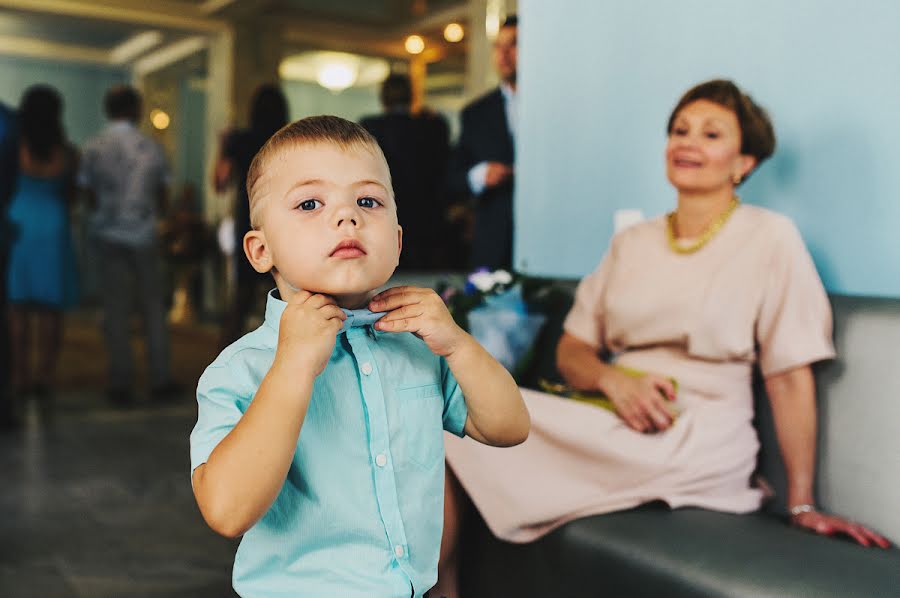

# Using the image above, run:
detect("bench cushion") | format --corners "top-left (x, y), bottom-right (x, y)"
top-left (460, 505), bottom-right (899, 597)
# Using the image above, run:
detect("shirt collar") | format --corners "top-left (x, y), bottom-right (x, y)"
top-left (500, 82), bottom-right (517, 102)
top-left (263, 289), bottom-right (386, 336)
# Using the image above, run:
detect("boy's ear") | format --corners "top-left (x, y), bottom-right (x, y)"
top-left (396, 225), bottom-right (403, 259)
top-left (244, 229), bottom-right (273, 273)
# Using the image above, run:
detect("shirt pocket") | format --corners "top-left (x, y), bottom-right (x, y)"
top-left (396, 383), bottom-right (444, 471)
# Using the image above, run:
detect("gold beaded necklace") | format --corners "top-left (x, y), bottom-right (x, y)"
top-left (666, 196), bottom-right (740, 255)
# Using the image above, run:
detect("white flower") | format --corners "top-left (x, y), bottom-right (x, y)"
top-left (492, 270), bottom-right (513, 285)
top-left (468, 270), bottom-right (496, 292)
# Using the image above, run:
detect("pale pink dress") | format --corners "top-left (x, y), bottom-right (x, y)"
top-left (445, 204), bottom-right (836, 543)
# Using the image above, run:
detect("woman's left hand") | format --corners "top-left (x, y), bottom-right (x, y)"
top-left (791, 509), bottom-right (891, 548)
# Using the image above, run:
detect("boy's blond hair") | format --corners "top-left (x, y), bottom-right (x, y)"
top-left (246, 115), bottom-right (391, 228)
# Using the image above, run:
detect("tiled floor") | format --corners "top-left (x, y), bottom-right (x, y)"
top-left (1, 312), bottom-right (238, 597)
top-left (0, 392), bottom-right (238, 597)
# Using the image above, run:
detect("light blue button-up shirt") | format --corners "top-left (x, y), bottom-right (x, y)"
top-left (190, 290), bottom-right (468, 597)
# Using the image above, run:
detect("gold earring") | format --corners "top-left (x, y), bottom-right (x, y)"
top-left (732, 174), bottom-right (742, 185)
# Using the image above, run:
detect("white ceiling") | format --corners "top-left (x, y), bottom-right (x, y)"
top-left (0, 0), bottom-right (468, 77)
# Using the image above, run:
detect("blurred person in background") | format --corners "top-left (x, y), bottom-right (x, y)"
top-left (0, 100), bottom-right (17, 428)
top-left (450, 15), bottom-right (518, 270)
top-left (213, 83), bottom-right (289, 348)
top-left (5, 85), bottom-right (79, 411)
top-left (160, 182), bottom-right (208, 324)
top-left (79, 85), bottom-right (177, 406)
top-left (361, 73), bottom-right (451, 270)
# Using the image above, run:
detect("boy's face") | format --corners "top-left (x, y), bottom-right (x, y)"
top-left (244, 142), bottom-right (402, 308)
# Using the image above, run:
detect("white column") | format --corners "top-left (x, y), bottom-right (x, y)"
top-left (204, 29), bottom-right (234, 222)
top-left (203, 29), bottom-right (234, 314)
top-left (464, 0), bottom-right (492, 101)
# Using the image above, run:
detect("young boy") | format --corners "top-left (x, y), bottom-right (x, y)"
top-left (190, 116), bottom-right (529, 597)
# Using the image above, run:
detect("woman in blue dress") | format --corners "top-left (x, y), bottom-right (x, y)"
top-left (6, 85), bottom-right (79, 400)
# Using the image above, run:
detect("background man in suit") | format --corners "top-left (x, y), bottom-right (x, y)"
top-left (452, 15), bottom-right (518, 270)
top-left (361, 74), bottom-right (451, 270)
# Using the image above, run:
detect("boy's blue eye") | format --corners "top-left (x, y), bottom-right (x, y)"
top-left (298, 199), bottom-right (321, 211)
top-left (357, 197), bottom-right (380, 209)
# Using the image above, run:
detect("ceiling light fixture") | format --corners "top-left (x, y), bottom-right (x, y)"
top-left (280, 52), bottom-right (389, 92)
top-left (443, 23), bottom-right (464, 43)
top-left (316, 60), bottom-right (358, 92)
top-left (150, 109), bottom-right (170, 130)
top-left (405, 35), bottom-right (425, 55)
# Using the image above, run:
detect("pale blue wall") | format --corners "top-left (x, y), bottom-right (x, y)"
top-left (282, 80), bottom-right (381, 123)
top-left (515, 0), bottom-right (900, 297)
top-left (176, 79), bottom-right (207, 197)
top-left (0, 55), bottom-right (127, 144)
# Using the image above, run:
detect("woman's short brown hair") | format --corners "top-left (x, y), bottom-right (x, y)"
top-left (667, 79), bottom-right (776, 175)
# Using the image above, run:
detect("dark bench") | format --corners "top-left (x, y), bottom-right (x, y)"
top-left (459, 291), bottom-right (900, 597)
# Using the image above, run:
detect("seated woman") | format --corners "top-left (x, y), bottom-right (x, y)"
top-left (436, 78), bottom-right (889, 596)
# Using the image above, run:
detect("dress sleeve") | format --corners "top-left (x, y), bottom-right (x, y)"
top-left (189, 363), bottom-right (249, 473)
top-left (756, 219), bottom-right (836, 377)
top-left (562, 243), bottom-right (616, 349)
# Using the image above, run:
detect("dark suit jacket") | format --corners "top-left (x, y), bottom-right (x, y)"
top-left (361, 110), bottom-right (450, 269)
top-left (451, 88), bottom-right (514, 270)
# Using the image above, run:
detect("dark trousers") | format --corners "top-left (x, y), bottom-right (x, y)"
top-left (98, 240), bottom-right (171, 391)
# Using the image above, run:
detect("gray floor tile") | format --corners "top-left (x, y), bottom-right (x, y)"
top-left (0, 392), bottom-right (237, 597)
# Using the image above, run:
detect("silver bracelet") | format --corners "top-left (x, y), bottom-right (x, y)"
top-left (789, 503), bottom-right (816, 517)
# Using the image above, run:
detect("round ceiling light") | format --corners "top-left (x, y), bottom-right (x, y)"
top-left (405, 35), bottom-right (425, 55)
top-left (150, 109), bottom-right (170, 130)
top-left (444, 23), bottom-right (464, 43)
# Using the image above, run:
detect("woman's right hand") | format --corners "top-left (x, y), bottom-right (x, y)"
top-left (605, 370), bottom-right (677, 433)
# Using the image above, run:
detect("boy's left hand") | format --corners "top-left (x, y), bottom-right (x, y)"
top-left (370, 286), bottom-right (467, 357)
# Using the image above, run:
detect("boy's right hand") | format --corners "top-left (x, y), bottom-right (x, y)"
top-left (275, 291), bottom-right (346, 378)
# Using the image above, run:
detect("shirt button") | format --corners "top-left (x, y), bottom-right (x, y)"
top-left (394, 545), bottom-right (404, 558)
top-left (375, 453), bottom-right (387, 467)
top-left (361, 362), bottom-right (373, 375)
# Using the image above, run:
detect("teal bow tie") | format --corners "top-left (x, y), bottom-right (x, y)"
top-left (340, 308), bottom-right (386, 333)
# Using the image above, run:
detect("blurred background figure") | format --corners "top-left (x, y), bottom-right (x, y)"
top-left (361, 73), bottom-right (451, 270)
top-left (79, 85), bottom-right (177, 406)
top-left (451, 15), bottom-right (518, 270)
top-left (0, 100), bottom-right (17, 429)
top-left (161, 182), bottom-right (209, 325)
top-left (5, 85), bottom-right (79, 412)
top-left (213, 83), bottom-right (288, 349)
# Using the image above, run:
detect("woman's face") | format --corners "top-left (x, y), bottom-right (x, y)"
top-left (665, 99), bottom-right (755, 194)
